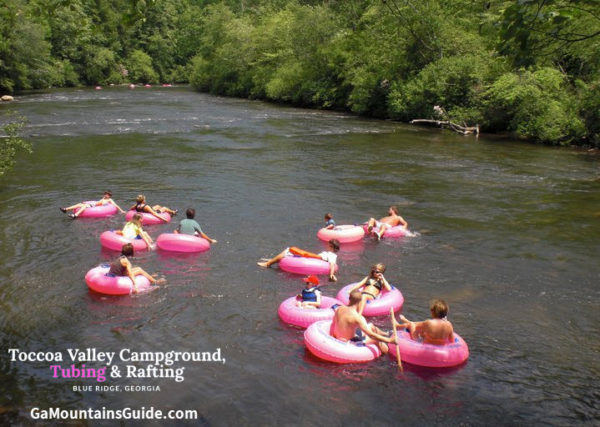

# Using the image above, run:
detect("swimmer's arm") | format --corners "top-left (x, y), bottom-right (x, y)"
top-left (310, 291), bottom-right (322, 308)
top-left (380, 274), bottom-right (392, 291)
top-left (319, 253), bottom-right (338, 281)
top-left (140, 230), bottom-right (153, 248)
top-left (303, 293), bottom-right (321, 309)
top-left (199, 231), bottom-right (217, 244)
top-left (146, 205), bottom-right (168, 222)
top-left (447, 324), bottom-right (455, 342)
top-left (123, 260), bottom-right (138, 293)
top-left (357, 316), bottom-right (395, 343)
top-left (109, 199), bottom-right (126, 213)
top-left (328, 262), bottom-right (337, 282)
top-left (349, 276), bottom-right (368, 292)
top-left (399, 216), bottom-right (408, 228)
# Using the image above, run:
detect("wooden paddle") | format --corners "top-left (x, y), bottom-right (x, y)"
top-left (391, 307), bottom-right (403, 372)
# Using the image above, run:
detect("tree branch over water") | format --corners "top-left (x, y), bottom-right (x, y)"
top-left (0, 111), bottom-right (30, 177)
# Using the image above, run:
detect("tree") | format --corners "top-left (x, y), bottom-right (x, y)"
top-left (0, 0), bottom-right (57, 92)
top-left (0, 111), bottom-right (30, 177)
top-left (500, 0), bottom-right (600, 74)
top-left (125, 49), bottom-right (158, 83)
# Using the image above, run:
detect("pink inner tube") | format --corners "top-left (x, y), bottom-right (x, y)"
top-left (317, 225), bottom-right (365, 244)
top-left (100, 230), bottom-right (149, 252)
top-left (336, 283), bottom-right (404, 317)
top-left (388, 329), bottom-right (469, 368)
top-left (304, 320), bottom-right (382, 364)
top-left (279, 255), bottom-right (338, 276)
top-left (278, 296), bottom-right (343, 329)
top-left (156, 233), bottom-right (210, 253)
top-left (125, 210), bottom-right (171, 225)
top-left (362, 223), bottom-right (411, 239)
top-left (76, 201), bottom-right (118, 218)
top-left (85, 265), bottom-right (152, 295)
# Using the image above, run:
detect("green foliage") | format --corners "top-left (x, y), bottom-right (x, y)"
top-left (0, 0), bottom-right (57, 91)
top-left (53, 60), bottom-right (81, 87)
top-left (125, 50), bottom-right (158, 84)
top-left (0, 110), bottom-right (31, 177)
top-left (388, 54), bottom-right (506, 123)
top-left (0, 0), bottom-right (598, 145)
top-left (500, 0), bottom-right (600, 76)
top-left (578, 79), bottom-right (600, 147)
top-left (189, 5), bottom-right (255, 97)
top-left (83, 47), bottom-right (119, 85)
top-left (483, 68), bottom-right (585, 144)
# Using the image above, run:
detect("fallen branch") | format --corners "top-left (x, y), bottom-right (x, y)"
top-left (410, 106), bottom-right (480, 136)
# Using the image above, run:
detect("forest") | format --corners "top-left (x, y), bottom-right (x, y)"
top-left (1, 0), bottom-right (599, 146)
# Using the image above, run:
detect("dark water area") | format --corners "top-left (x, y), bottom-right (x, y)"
top-left (0, 86), bottom-right (598, 425)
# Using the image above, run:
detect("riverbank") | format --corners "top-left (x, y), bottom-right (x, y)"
top-left (2, 2), bottom-right (599, 148)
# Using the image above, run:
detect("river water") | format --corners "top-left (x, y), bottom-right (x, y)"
top-left (0, 87), bottom-right (598, 425)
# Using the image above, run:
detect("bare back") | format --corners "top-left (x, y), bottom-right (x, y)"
top-left (330, 306), bottom-right (364, 341)
top-left (417, 319), bottom-right (454, 345)
top-left (379, 213), bottom-right (406, 227)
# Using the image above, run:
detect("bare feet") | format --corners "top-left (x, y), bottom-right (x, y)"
top-left (153, 278), bottom-right (166, 285)
top-left (257, 261), bottom-right (269, 268)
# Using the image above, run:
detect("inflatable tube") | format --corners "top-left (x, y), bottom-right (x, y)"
top-left (85, 265), bottom-right (152, 295)
top-left (100, 230), bottom-right (149, 252)
top-left (76, 201), bottom-right (118, 218)
top-left (278, 296), bottom-right (343, 329)
top-left (125, 210), bottom-right (171, 225)
top-left (389, 329), bottom-right (469, 368)
top-left (304, 320), bottom-right (382, 364)
top-left (317, 225), bottom-right (365, 244)
top-left (279, 256), bottom-right (338, 276)
top-left (362, 223), bottom-right (411, 239)
top-left (336, 283), bottom-right (404, 317)
top-left (156, 233), bottom-right (210, 253)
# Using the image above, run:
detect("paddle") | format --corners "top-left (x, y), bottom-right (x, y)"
top-left (391, 307), bottom-right (403, 372)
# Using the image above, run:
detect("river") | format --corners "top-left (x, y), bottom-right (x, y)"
top-left (0, 86), bottom-right (598, 425)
